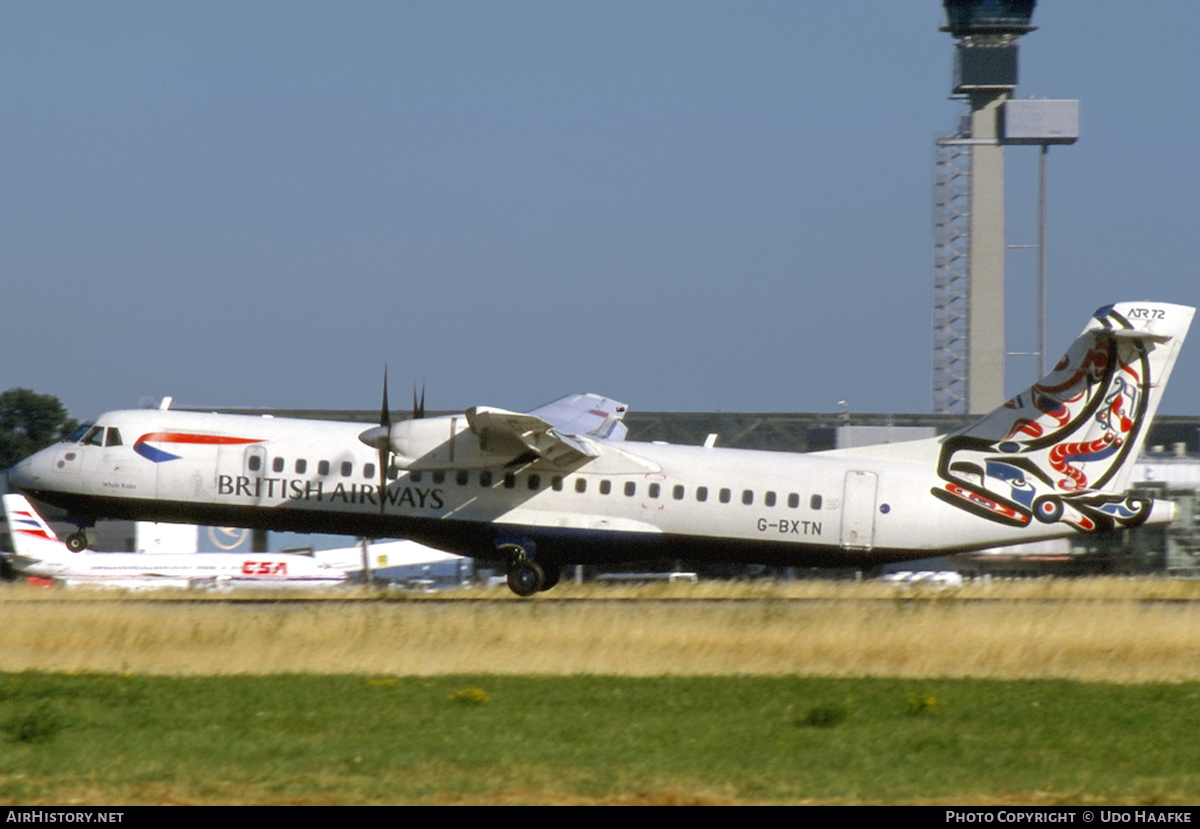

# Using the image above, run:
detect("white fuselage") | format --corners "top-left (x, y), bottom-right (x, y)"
top-left (17, 550), bottom-right (346, 589)
top-left (4, 490), bottom-right (347, 589)
top-left (9, 407), bottom-right (1149, 570)
top-left (9, 302), bottom-right (1190, 588)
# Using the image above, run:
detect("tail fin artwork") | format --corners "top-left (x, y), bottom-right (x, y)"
top-left (933, 302), bottom-right (1194, 533)
top-left (3, 493), bottom-right (72, 573)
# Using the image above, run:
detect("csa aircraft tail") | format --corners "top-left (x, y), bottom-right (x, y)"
top-left (6, 301), bottom-right (1192, 595)
top-left (3, 494), bottom-right (347, 590)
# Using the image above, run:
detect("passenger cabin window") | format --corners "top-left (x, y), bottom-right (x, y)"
top-left (719, 488), bottom-right (731, 504)
top-left (575, 478), bottom-right (587, 493)
top-left (318, 460), bottom-right (330, 476)
top-left (341, 461), bottom-right (353, 478)
top-left (624, 481), bottom-right (636, 497)
top-left (295, 459), bottom-right (307, 474)
top-left (389, 466), bottom-right (400, 480)
top-left (648, 483), bottom-right (661, 499)
top-left (696, 486), bottom-right (708, 502)
top-left (272, 457), bottom-right (284, 473)
top-left (599, 480), bottom-right (611, 495)
top-left (480, 471), bottom-right (493, 487)
top-left (365, 463), bottom-right (376, 480)
top-left (673, 485), bottom-right (685, 500)
top-left (552, 476), bottom-right (564, 491)
top-left (811, 494), bottom-right (823, 510)
top-left (410, 470), bottom-right (423, 483)
top-left (248, 455), bottom-right (262, 472)
top-left (456, 470), bottom-right (469, 486)
top-left (528, 474), bottom-right (540, 490)
top-left (765, 491), bottom-right (777, 507)
top-left (788, 493), bottom-right (800, 509)
top-left (742, 489), bottom-right (753, 506)
top-left (503, 473), bottom-right (516, 489)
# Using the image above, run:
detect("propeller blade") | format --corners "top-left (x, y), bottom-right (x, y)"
top-left (380, 369), bottom-right (392, 431)
top-left (378, 368), bottom-right (391, 515)
top-left (413, 382), bottom-right (426, 420)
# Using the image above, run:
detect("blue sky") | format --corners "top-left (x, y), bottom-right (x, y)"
top-left (4, 1), bottom-right (1199, 421)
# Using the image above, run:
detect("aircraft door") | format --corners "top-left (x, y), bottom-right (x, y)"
top-left (839, 470), bottom-right (878, 551)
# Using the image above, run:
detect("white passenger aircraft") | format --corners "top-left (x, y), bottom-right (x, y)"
top-left (3, 494), bottom-right (347, 590)
top-left (309, 538), bottom-right (466, 581)
top-left (8, 302), bottom-right (1192, 596)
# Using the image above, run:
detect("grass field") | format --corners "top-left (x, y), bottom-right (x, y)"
top-left (2, 672), bottom-right (1199, 805)
top-left (2, 579), bottom-right (1200, 804)
top-left (2, 579), bottom-right (1200, 681)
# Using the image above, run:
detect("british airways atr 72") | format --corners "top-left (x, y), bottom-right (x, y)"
top-left (9, 302), bottom-right (1192, 596)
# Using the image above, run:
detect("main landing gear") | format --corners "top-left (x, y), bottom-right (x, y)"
top-left (500, 542), bottom-right (559, 597)
top-left (506, 558), bottom-right (544, 597)
top-left (65, 532), bottom-right (89, 553)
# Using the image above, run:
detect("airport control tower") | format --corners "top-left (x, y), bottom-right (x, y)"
top-left (933, 0), bottom-right (1037, 415)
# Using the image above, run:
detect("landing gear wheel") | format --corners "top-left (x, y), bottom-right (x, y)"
top-left (507, 559), bottom-right (545, 597)
top-left (539, 563), bottom-right (561, 592)
top-left (65, 532), bottom-right (88, 553)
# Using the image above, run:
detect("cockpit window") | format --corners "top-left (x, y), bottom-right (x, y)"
top-left (66, 421), bottom-right (95, 442)
top-left (105, 428), bottom-right (123, 447)
top-left (80, 426), bottom-right (105, 446)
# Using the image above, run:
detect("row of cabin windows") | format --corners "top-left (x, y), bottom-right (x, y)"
top-left (245, 457), bottom-right (823, 511)
top-left (409, 468), bottom-right (823, 510)
top-left (247, 455), bottom-right (381, 480)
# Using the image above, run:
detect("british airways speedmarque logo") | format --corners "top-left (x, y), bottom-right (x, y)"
top-left (134, 433), bottom-right (263, 463)
top-left (10, 509), bottom-right (55, 541)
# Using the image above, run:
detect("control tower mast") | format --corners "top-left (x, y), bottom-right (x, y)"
top-left (937, 0), bottom-right (1037, 414)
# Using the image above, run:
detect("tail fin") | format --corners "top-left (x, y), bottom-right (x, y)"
top-left (943, 302), bottom-right (1193, 502)
top-left (3, 493), bottom-right (67, 566)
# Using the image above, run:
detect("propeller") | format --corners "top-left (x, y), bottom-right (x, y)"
top-left (364, 372), bottom-right (426, 514)
top-left (376, 368), bottom-right (392, 515)
top-left (413, 382), bottom-right (425, 420)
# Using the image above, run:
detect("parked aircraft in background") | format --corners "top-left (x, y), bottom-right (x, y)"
top-left (8, 302), bottom-right (1192, 595)
top-left (3, 494), bottom-right (347, 590)
top-left (309, 538), bottom-right (467, 585)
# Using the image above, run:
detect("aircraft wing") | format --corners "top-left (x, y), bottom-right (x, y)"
top-left (466, 393), bottom-right (628, 466)
top-left (526, 394), bottom-right (629, 442)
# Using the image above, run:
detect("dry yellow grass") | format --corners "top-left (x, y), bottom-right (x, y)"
top-left (3, 578), bottom-right (1200, 681)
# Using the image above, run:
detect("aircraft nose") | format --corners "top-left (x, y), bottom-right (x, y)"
top-left (7, 455), bottom-right (35, 489)
top-left (6, 448), bottom-right (51, 491)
